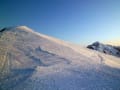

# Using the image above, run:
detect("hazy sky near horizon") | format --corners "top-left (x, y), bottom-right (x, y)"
top-left (0, 0), bottom-right (120, 45)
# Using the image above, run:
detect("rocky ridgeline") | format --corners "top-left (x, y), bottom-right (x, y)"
top-left (87, 41), bottom-right (120, 57)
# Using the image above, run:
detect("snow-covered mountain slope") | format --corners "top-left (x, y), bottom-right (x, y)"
top-left (0, 26), bottom-right (120, 90)
top-left (87, 41), bottom-right (120, 57)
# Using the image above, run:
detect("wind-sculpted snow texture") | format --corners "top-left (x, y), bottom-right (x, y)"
top-left (0, 26), bottom-right (120, 90)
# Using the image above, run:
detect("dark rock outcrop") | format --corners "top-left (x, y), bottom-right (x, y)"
top-left (87, 41), bottom-right (120, 57)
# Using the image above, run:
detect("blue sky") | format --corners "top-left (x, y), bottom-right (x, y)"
top-left (0, 0), bottom-right (120, 45)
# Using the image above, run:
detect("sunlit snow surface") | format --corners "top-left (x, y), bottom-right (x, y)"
top-left (0, 26), bottom-right (120, 90)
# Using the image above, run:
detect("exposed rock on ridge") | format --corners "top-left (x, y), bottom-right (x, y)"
top-left (87, 41), bottom-right (120, 57)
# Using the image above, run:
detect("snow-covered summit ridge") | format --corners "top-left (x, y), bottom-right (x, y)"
top-left (14, 26), bottom-right (87, 54)
top-left (0, 26), bottom-right (120, 90)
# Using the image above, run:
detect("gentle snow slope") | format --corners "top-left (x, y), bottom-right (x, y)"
top-left (0, 26), bottom-right (120, 90)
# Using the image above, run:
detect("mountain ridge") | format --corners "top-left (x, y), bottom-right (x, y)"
top-left (87, 41), bottom-right (120, 57)
top-left (0, 26), bottom-right (120, 90)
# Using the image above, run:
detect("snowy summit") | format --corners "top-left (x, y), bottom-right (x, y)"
top-left (0, 26), bottom-right (120, 90)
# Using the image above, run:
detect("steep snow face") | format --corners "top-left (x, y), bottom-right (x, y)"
top-left (0, 26), bottom-right (120, 90)
top-left (87, 41), bottom-right (120, 57)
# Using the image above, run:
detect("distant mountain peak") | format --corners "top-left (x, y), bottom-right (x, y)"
top-left (87, 42), bottom-right (120, 57)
